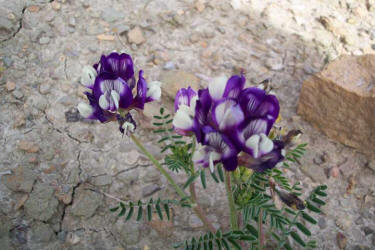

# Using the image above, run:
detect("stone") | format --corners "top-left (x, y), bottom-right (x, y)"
top-left (163, 61), bottom-right (176, 70)
top-left (66, 232), bottom-right (80, 245)
top-left (39, 36), bottom-right (50, 44)
top-left (195, 0), bottom-right (205, 12)
top-left (300, 164), bottom-right (327, 183)
top-left (115, 24), bottom-right (130, 35)
top-left (90, 174), bottom-right (112, 186)
top-left (115, 220), bottom-right (141, 245)
top-left (51, 1), bottom-right (61, 10)
top-left (143, 168), bottom-right (160, 183)
top-left (336, 215), bottom-right (352, 230)
top-left (330, 167), bottom-right (340, 178)
top-left (97, 34), bottom-right (115, 41)
top-left (24, 183), bottom-right (59, 221)
top-left (318, 217), bottom-right (327, 229)
top-left (362, 226), bottom-right (374, 236)
top-left (142, 184), bottom-right (161, 197)
top-left (265, 57), bottom-right (283, 71)
top-left (12, 90), bottom-right (24, 99)
top-left (336, 232), bottom-right (347, 249)
top-left (298, 55), bottom-right (375, 158)
top-left (3, 166), bottom-right (37, 193)
top-left (159, 70), bottom-right (200, 100)
top-left (189, 214), bottom-right (204, 228)
top-left (148, 210), bottom-right (174, 237)
top-left (71, 187), bottom-right (102, 218)
top-left (17, 140), bottom-right (39, 153)
top-left (68, 17), bottom-right (76, 27)
top-left (127, 26), bottom-right (145, 45)
top-left (101, 8), bottom-right (124, 23)
top-left (30, 222), bottom-right (55, 242)
top-left (39, 82), bottom-right (51, 94)
top-left (117, 169), bottom-right (139, 185)
top-left (6, 81), bottom-right (15, 91)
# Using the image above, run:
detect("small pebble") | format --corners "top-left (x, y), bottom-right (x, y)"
top-left (6, 81), bottom-right (16, 91)
top-left (12, 90), bottom-right (24, 99)
top-left (39, 37), bottom-right (50, 45)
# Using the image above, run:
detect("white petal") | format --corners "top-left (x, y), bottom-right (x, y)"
top-left (147, 81), bottom-right (162, 100)
top-left (281, 149), bottom-right (286, 157)
top-left (122, 122), bottom-right (135, 134)
top-left (192, 147), bottom-right (206, 163)
top-left (209, 151), bottom-right (221, 173)
top-left (190, 95), bottom-right (198, 112)
top-left (173, 109), bottom-right (193, 130)
top-left (77, 103), bottom-right (93, 118)
top-left (110, 90), bottom-right (120, 110)
top-left (246, 134), bottom-right (260, 158)
top-left (80, 65), bottom-right (97, 88)
top-left (99, 95), bottom-right (109, 110)
top-left (208, 76), bottom-right (228, 100)
top-left (214, 100), bottom-right (244, 130)
top-left (259, 134), bottom-right (273, 155)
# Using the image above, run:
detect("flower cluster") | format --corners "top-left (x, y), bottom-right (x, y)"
top-left (77, 52), bottom-right (161, 134)
top-left (173, 74), bottom-right (284, 172)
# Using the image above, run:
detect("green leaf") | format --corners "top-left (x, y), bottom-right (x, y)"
top-left (296, 222), bottom-right (311, 236)
top-left (245, 224), bottom-right (258, 238)
top-left (215, 238), bottom-right (222, 250)
top-left (319, 185), bottom-right (327, 190)
top-left (153, 115), bottom-right (162, 119)
top-left (306, 201), bottom-right (321, 213)
top-left (208, 240), bottom-right (213, 250)
top-left (284, 243), bottom-right (293, 250)
top-left (160, 107), bottom-right (164, 115)
top-left (227, 237), bottom-right (241, 250)
top-left (200, 170), bottom-right (207, 189)
top-left (153, 122), bottom-right (164, 126)
top-left (210, 171), bottom-right (219, 183)
top-left (284, 208), bottom-right (297, 215)
top-left (312, 197), bottom-right (325, 205)
top-left (136, 202), bottom-right (143, 221)
top-left (240, 235), bottom-right (256, 241)
top-left (164, 203), bottom-right (170, 220)
top-left (221, 238), bottom-right (230, 250)
top-left (156, 201), bottom-right (163, 220)
top-left (314, 190), bottom-right (327, 197)
top-left (118, 203), bottom-right (126, 217)
top-left (147, 203), bottom-right (152, 221)
top-left (125, 202), bottom-right (134, 221)
top-left (217, 165), bottom-right (224, 182)
top-left (183, 174), bottom-right (199, 189)
top-left (109, 206), bottom-right (119, 212)
top-left (301, 212), bottom-right (317, 224)
top-left (290, 231), bottom-right (306, 247)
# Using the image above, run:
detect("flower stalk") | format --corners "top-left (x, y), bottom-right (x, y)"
top-left (130, 134), bottom-right (215, 233)
top-left (225, 171), bottom-right (238, 230)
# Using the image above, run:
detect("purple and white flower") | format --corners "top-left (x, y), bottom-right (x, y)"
top-left (77, 52), bottom-right (161, 134)
top-left (173, 73), bottom-right (284, 172)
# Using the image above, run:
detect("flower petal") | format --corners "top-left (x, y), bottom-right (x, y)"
top-left (238, 87), bottom-right (265, 117)
top-left (77, 102), bottom-right (94, 118)
top-left (146, 81), bottom-right (162, 102)
top-left (212, 98), bottom-right (244, 131)
top-left (173, 105), bottom-right (195, 135)
top-left (80, 65), bottom-right (97, 89)
top-left (134, 70), bottom-right (147, 109)
top-left (222, 74), bottom-right (245, 99)
top-left (247, 140), bottom-right (284, 172)
top-left (208, 76), bottom-right (228, 100)
top-left (99, 52), bottom-right (134, 81)
top-left (174, 87), bottom-right (197, 111)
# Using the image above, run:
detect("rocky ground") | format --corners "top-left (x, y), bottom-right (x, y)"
top-left (0, 0), bottom-right (375, 249)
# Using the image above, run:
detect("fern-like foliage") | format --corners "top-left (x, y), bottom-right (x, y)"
top-left (173, 227), bottom-right (257, 250)
top-left (109, 197), bottom-right (191, 221)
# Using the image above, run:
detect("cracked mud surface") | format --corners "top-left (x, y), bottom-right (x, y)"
top-left (0, 0), bottom-right (375, 249)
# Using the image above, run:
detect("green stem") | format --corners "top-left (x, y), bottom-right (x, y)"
top-left (130, 134), bottom-right (186, 198)
top-left (258, 208), bottom-right (264, 250)
top-left (130, 134), bottom-right (216, 233)
top-left (225, 171), bottom-right (238, 230)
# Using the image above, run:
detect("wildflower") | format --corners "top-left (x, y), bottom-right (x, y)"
top-left (173, 74), bottom-right (284, 172)
top-left (77, 52), bottom-right (161, 134)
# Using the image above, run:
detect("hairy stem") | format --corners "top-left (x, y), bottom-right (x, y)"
top-left (130, 134), bottom-right (215, 233)
top-left (225, 171), bottom-right (238, 230)
top-left (258, 208), bottom-right (264, 250)
top-left (131, 134), bottom-right (186, 198)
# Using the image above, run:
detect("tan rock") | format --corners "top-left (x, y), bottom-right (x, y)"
top-left (6, 81), bottom-right (16, 91)
top-left (97, 34), bottom-right (115, 41)
top-left (159, 70), bottom-right (200, 101)
top-left (17, 140), bottom-right (39, 153)
top-left (298, 55), bottom-right (375, 158)
top-left (127, 26), bottom-right (145, 45)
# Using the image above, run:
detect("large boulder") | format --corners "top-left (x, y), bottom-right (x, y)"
top-left (298, 55), bottom-right (375, 157)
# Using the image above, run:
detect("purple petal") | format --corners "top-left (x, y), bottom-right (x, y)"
top-left (234, 118), bottom-right (270, 152)
top-left (93, 73), bottom-right (133, 110)
top-left (238, 87), bottom-right (266, 117)
top-left (174, 87), bottom-right (197, 112)
top-left (99, 52), bottom-right (134, 81)
top-left (222, 156), bottom-right (238, 171)
top-left (133, 70), bottom-right (147, 109)
top-left (212, 98), bottom-right (244, 131)
top-left (253, 94), bottom-right (280, 122)
top-left (82, 92), bottom-right (116, 122)
top-left (223, 74), bottom-right (246, 99)
top-left (203, 127), bottom-right (238, 160)
top-left (246, 140), bottom-right (284, 172)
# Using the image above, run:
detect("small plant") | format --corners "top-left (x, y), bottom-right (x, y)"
top-left (77, 52), bottom-right (326, 249)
